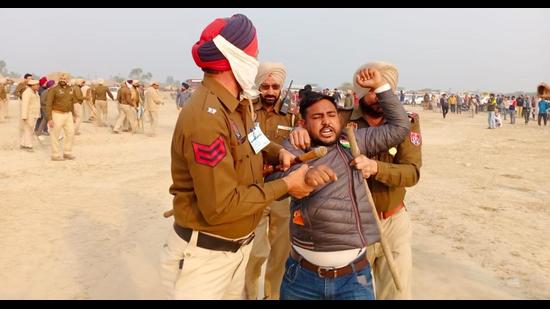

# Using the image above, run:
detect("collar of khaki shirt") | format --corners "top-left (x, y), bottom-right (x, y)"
top-left (202, 76), bottom-right (240, 113)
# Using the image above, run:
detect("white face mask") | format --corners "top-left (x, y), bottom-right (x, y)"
top-left (212, 35), bottom-right (260, 101)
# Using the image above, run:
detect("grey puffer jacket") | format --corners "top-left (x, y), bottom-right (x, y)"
top-left (267, 89), bottom-right (410, 251)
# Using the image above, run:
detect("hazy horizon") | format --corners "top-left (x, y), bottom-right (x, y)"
top-left (1, 8), bottom-right (549, 93)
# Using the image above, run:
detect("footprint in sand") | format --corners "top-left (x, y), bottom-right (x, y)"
top-left (500, 174), bottom-right (523, 179)
top-left (479, 206), bottom-right (499, 212)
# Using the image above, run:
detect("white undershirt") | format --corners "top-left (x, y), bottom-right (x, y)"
top-left (293, 245), bottom-right (366, 268)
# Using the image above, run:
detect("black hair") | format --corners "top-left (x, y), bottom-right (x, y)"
top-left (182, 83), bottom-right (189, 89)
top-left (304, 84), bottom-right (312, 91)
top-left (24, 73), bottom-right (32, 79)
top-left (299, 91), bottom-right (337, 119)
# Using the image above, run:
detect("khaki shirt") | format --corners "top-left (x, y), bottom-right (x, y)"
top-left (14, 81), bottom-right (27, 99)
top-left (21, 87), bottom-right (40, 120)
top-left (144, 87), bottom-right (163, 112)
top-left (254, 98), bottom-right (300, 145)
top-left (45, 84), bottom-right (76, 121)
top-left (118, 85), bottom-right (135, 107)
top-left (72, 85), bottom-right (84, 104)
top-left (92, 85), bottom-right (114, 103)
top-left (347, 111), bottom-right (422, 212)
top-left (169, 76), bottom-right (288, 239)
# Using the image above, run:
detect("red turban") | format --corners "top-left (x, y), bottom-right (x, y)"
top-left (39, 76), bottom-right (48, 87)
top-left (192, 14), bottom-right (258, 71)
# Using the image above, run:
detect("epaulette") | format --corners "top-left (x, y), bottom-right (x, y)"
top-left (407, 111), bottom-right (419, 122)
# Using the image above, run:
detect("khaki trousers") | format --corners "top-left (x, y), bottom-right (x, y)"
top-left (0, 99), bottom-right (7, 121)
top-left (244, 198), bottom-right (290, 300)
top-left (83, 99), bottom-right (96, 121)
top-left (145, 110), bottom-right (158, 135)
top-left (159, 227), bottom-right (253, 300)
top-left (116, 103), bottom-right (129, 130)
top-left (366, 207), bottom-right (412, 300)
top-left (113, 104), bottom-right (137, 132)
top-left (50, 112), bottom-right (75, 157)
top-left (95, 100), bottom-right (107, 126)
top-left (19, 118), bottom-right (36, 148)
top-left (73, 103), bottom-right (83, 133)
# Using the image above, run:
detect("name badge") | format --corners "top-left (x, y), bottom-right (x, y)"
top-left (248, 123), bottom-right (270, 154)
top-left (277, 125), bottom-right (293, 131)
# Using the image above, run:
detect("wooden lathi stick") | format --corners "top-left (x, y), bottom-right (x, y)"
top-left (344, 127), bottom-right (403, 292)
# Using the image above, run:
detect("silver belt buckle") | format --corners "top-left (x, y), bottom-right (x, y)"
top-left (317, 266), bottom-right (336, 278)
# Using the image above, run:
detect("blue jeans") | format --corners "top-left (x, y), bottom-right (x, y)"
top-left (280, 256), bottom-right (375, 300)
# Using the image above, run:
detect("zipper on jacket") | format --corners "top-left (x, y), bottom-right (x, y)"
top-left (336, 144), bottom-right (366, 246)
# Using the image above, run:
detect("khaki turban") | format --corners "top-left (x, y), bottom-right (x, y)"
top-left (255, 62), bottom-right (287, 87)
top-left (352, 61), bottom-right (398, 99)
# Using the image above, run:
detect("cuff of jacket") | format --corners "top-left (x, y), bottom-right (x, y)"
top-left (264, 142), bottom-right (283, 165)
top-left (266, 178), bottom-right (289, 201)
top-left (374, 161), bottom-right (391, 184)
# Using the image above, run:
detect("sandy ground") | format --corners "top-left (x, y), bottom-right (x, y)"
top-left (0, 98), bottom-right (549, 299)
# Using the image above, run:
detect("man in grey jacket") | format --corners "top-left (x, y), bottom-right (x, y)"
top-left (266, 67), bottom-right (410, 300)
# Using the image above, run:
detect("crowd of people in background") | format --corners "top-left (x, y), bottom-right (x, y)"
top-left (0, 73), bottom-right (166, 159)
top-left (2, 72), bottom-right (548, 160)
top-left (397, 89), bottom-right (549, 129)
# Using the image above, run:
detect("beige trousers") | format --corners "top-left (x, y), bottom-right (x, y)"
top-left (244, 198), bottom-right (291, 300)
top-left (73, 103), bottom-right (82, 133)
top-left (0, 99), bottom-right (7, 121)
top-left (50, 112), bottom-right (75, 157)
top-left (145, 110), bottom-right (158, 135)
top-left (95, 100), bottom-right (107, 126)
top-left (113, 104), bottom-right (137, 132)
top-left (83, 99), bottom-right (96, 121)
top-left (159, 227), bottom-right (253, 300)
top-left (366, 207), bottom-right (412, 300)
top-left (19, 118), bottom-right (36, 148)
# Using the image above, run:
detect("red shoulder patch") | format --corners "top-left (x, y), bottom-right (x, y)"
top-left (192, 136), bottom-right (227, 167)
top-left (410, 132), bottom-right (422, 146)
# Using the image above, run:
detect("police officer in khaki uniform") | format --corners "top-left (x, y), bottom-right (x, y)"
top-left (72, 79), bottom-right (85, 135)
top-left (19, 80), bottom-right (41, 151)
top-left (344, 62), bottom-right (421, 300)
top-left (113, 80), bottom-right (137, 133)
top-left (81, 81), bottom-right (95, 123)
top-left (160, 13), bottom-right (316, 300)
top-left (144, 81), bottom-right (163, 136)
top-left (46, 73), bottom-right (78, 161)
top-left (0, 78), bottom-right (9, 121)
top-left (244, 62), bottom-right (300, 300)
top-left (133, 80), bottom-right (145, 132)
top-left (289, 61), bottom-right (421, 300)
top-left (91, 79), bottom-right (114, 127)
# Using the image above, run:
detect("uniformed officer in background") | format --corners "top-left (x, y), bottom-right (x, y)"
top-left (244, 62), bottom-right (300, 300)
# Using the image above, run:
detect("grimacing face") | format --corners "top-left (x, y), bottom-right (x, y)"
top-left (360, 90), bottom-right (384, 118)
top-left (304, 99), bottom-right (342, 146)
top-left (259, 75), bottom-right (281, 106)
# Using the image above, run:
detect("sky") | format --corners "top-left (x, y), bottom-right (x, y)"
top-left (1, 8), bottom-right (549, 93)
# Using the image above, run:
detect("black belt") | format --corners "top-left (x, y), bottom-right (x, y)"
top-left (173, 224), bottom-right (254, 253)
